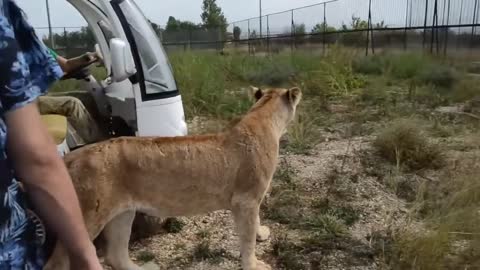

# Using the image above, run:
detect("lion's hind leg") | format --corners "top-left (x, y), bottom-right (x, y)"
top-left (103, 210), bottom-right (142, 270)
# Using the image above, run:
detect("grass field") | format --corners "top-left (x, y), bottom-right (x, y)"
top-left (53, 47), bottom-right (480, 269)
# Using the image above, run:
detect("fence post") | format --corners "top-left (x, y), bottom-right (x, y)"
top-left (188, 29), bottom-right (192, 50)
top-left (471, 0), bottom-right (479, 48)
top-left (430, 0), bottom-right (438, 54)
top-left (248, 19), bottom-right (251, 55)
top-left (323, 2), bottom-right (327, 55)
top-left (443, 0), bottom-right (451, 56)
top-left (423, 0), bottom-right (429, 49)
top-left (267, 15), bottom-right (270, 54)
top-left (457, 0), bottom-right (464, 50)
top-left (404, 0), bottom-right (410, 50)
top-left (63, 27), bottom-right (68, 57)
top-left (365, 0), bottom-right (374, 56)
top-left (291, 9), bottom-right (295, 52)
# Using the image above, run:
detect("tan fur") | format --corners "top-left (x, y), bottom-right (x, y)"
top-left (45, 87), bottom-right (302, 270)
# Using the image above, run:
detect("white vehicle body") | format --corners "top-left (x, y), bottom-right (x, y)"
top-left (57, 0), bottom-right (187, 155)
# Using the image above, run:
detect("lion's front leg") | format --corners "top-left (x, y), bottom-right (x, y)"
top-left (232, 199), bottom-right (271, 270)
top-left (103, 210), bottom-right (141, 270)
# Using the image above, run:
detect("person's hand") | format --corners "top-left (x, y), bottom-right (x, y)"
top-left (83, 52), bottom-right (101, 65)
top-left (61, 67), bottom-right (91, 80)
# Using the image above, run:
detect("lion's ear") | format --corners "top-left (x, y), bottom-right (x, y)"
top-left (287, 87), bottom-right (302, 106)
top-left (249, 86), bottom-right (264, 101)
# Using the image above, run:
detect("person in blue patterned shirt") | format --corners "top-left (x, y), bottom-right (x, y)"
top-left (0, 0), bottom-right (102, 269)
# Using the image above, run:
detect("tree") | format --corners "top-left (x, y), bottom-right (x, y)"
top-left (293, 23), bottom-right (306, 35)
top-left (342, 16), bottom-right (368, 30)
top-left (201, 0), bottom-right (227, 32)
top-left (166, 16), bottom-right (179, 31)
top-left (233, 26), bottom-right (241, 41)
top-left (292, 23), bottom-right (306, 45)
top-left (311, 22), bottom-right (336, 33)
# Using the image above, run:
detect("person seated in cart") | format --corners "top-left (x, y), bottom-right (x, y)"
top-left (38, 47), bottom-right (106, 145)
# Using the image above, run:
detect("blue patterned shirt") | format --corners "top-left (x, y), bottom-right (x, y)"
top-left (0, 0), bottom-right (63, 269)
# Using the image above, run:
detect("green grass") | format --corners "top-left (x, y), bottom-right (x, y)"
top-left (136, 250), bottom-right (156, 263)
top-left (192, 240), bottom-right (228, 264)
top-left (311, 198), bottom-right (360, 226)
top-left (48, 66), bottom-right (107, 93)
top-left (163, 218), bottom-right (185, 234)
top-left (264, 189), bottom-right (303, 225)
top-left (272, 235), bottom-right (307, 270)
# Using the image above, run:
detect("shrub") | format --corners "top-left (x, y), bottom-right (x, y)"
top-left (386, 53), bottom-right (426, 79)
top-left (265, 190), bottom-right (303, 225)
top-left (243, 61), bottom-right (297, 87)
top-left (353, 55), bottom-right (385, 75)
top-left (373, 119), bottom-right (443, 170)
top-left (392, 170), bottom-right (480, 269)
top-left (418, 65), bottom-right (458, 89)
top-left (302, 214), bottom-right (348, 237)
top-left (137, 250), bottom-right (155, 263)
top-left (272, 235), bottom-right (307, 270)
top-left (163, 217), bottom-right (185, 233)
top-left (449, 77), bottom-right (480, 103)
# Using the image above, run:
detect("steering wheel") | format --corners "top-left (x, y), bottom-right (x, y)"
top-left (61, 46), bottom-right (105, 81)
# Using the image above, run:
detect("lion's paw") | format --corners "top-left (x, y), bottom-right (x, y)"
top-left (256, 225), bottom-right (270, 242)
top-left (244, 259), bottom-right (272, 270)
top-left (254, 260), bottom-right (272, 270)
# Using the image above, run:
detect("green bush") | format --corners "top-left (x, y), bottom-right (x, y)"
top-left (353, 55), bottom-right (385, 75)
top-left (386, 53), bottom-right (426, 79)
top-left (418, 65), bottom-right (458, 89)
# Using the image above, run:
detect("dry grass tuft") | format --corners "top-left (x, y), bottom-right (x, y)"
top-left (374, 119), bottom-right (444, 170)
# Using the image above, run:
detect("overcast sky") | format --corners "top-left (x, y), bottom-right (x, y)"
top-left (15, 0), bottom-right (477, 38)
top-left (16, 0), bottom-right (324, 27)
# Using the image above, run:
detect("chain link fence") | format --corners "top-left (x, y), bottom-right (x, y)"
top-left (38, 0), bottom-right (480, 57)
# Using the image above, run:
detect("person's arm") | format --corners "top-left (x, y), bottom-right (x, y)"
top-left (54, 52), bottom-right (98, 74)
top-left (5, 102), bottom-right (102, 270)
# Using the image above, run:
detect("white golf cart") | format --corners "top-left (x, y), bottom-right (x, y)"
top-left (43, 0), bottom-right (188, 155)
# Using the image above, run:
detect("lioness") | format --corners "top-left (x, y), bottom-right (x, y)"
top-left (45, 87), bottom-right (302, 270)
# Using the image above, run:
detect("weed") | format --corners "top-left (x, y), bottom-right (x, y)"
top-left (392, 169), bottom-right (480, 270)
top-left (374, 119), bottom-right (444, 170)
top-left (302, 214), bottom-right (348, 237)
top-left (353, 55), bottom-right (385, 75)
top-left (243, 60), bottom-right (296, 87)
top-left (311, 198), bottom-right (360, 226)
top-left (272, 234), bottom-right (307, 270)
top-left (195, 229), bottom-right (211, 240)
top-left (418, 65), bottom-right (458, 89)
top-left (274, 158), bottom-right (297, 189)
top-left (450, 76), bottom-right (480, 103)
top-left (265, 190), bottom-right (303, 225)
top-left (285, 105), bottom-right (322, 155)
top-left (170, 52), bottom-right (251, 120)
top-left (136, 250), bottom-right (155, 263)
top-left (386, 53), bottom-right (427, 79)
top-left (163, 217), bottom-right (185, 234)
top-left (192, 240), bottom-right (227, 263)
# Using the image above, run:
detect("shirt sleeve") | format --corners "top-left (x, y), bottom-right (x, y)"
top-left (0, 12), bottom-right (63, 113)
top-left (48, 47), bottom-right (58, 60)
